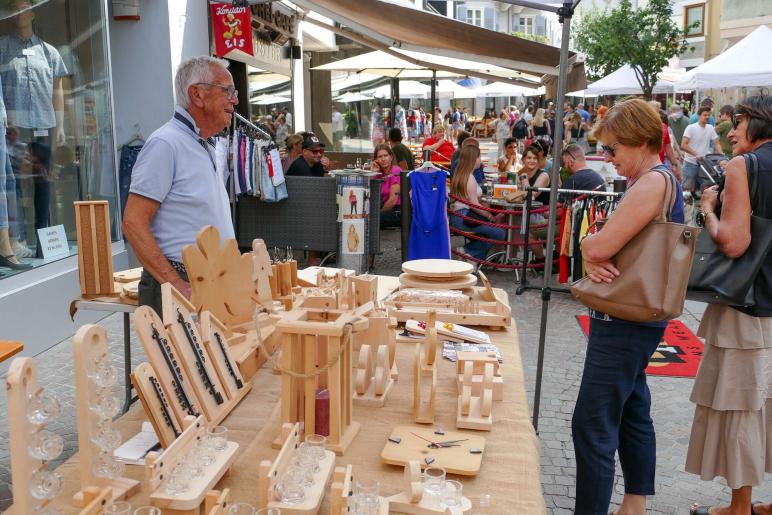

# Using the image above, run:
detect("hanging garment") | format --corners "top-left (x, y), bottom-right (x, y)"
top-left (558, 206), bottom-right (570, 284)
top-left (408, 170), bottom-right (450, 260)
top-left (214, 137), bottom-right (229, 188)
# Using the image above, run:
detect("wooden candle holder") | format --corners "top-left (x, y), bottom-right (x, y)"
top-left (145, 415), bottom-right (238, 515)
top-left (455, 351), bottom-right (503, 402)
top-left (72, 325), bottom-right (140, 506)
top-left (456, 361), bottom-right (493, 431)
top-left (386, 461), bottom-right (472, 514)
top-left (413, 311), bottom-right (438, 424)
top-left (258, 422), bottom-right (335, 514)
top-left (274, 306), bottom-right (370, 454)
top-left (74, 200), bottom-right (116, 298)
top-left (330, 464), bottom-right (389, 515)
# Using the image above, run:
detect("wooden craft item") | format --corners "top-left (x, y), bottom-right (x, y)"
top-left (476, 271), bottom-right (496, 302)
top-left (330, 464), bottom-right (389, 515)
top-left (295, 266), bottom-right (355, 287)
top-left (134, 305), bottom-right (203, 424)
top-left (258, 423), bottom-right (336, 514)
top-left (270, 264), bottom-right (279, 298)
top-left (76, 486), bottom-right (113, 515)
top-left (386, 460), bottom-right (472, 514)
top-left (384, 286), bottom-right (511, 329)
top-left (252, 239), bottom-right (274, 307)
top-left (353, 343), bottom-right (395, 407)
top-left (72, 325), bottom-right (141, 506)
top-left (113, 266), bottom-right (142, 283)
top-left (182, 225), bottom-right (256, 326)
top-left (146, 415), bottom-right (239, 514)
top-left (74, 200), bottom-right (116, 297)
top-left (405, 319), bottom-right (491, 345)
top-left (401, 259), bottom-right (474, 278)
top-left (353, 310), bottom-right (398, 379)
top-left (456, 362), bottom-right (493, 431)
top-left (399, 273), bottom-right (477, 290)
top-left (131, 362), bottom-right (183, 447)
top-left (301, 287), bottom-right (338, 310)
top-left (121, 280), bottom-right (139, 300)
top-left (199, 311), bottom-right (251, 402)
top-left (162, 283), bottom-right (229, 424)
top-left (274, 306), bottom-right (370, 454)
top-left (381, 426), bottom-right (486, 476)
top-left (348, 274), bottom-right (379, 309)
top-left (413, 311), bottom-right (438, 424)
top-left (455, 351), bottom-right (503, 402)
top-left (203, 488), bottom-right (231, 515)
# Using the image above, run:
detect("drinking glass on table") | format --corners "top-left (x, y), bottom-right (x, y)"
top-left (440, 480), bottom-right (463, 509)
top-left (227, 504), bottom-right (255, 515)
top-left (207, 425), bottom-right (228, 452)
top-left (102, 501), bottom-right (131, 515)
top-left (422, 466), bottom-right (446, 507)
top-left (352, 479), bottom-right (380, 515)
top-left (133, 508), bottom-right (161, 515)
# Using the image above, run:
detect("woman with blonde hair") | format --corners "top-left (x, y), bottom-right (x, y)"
top-left (282, 133), bottom-right (303, 171)
top-left (564, 111), bottom-right (584, 145)
top-left (532, 107), bottom-right (551, 144)
top-left (572, 99), bottom-right (684, 515)
top-left (448, 145), bottom-right (504, 260)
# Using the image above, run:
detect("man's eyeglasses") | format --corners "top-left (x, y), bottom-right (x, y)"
top-left (600, 142), bottom-right (619, 157)
top-left (197, 83), bottom-right (238, 100)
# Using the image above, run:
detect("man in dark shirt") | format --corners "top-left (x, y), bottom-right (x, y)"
top-left (388, 128), bottom-right (415, 171)
top-left (286, 133), bottom-right (325, 177)
top-left (560, 144), bottom-right (605, 198)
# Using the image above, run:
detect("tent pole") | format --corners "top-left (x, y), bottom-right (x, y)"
top-left (431, 69), bottom-right (437, 118)
top-left (532, 1), bottom-right (574, 432)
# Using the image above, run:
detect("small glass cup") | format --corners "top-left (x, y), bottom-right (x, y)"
top-left (88, 387), bottom-right (122, 419)
top-left (228, 503), bottom-right (256, 515)
top-left (28, 429), bottom-right (64, 461)
top-left (353, 479), bottom-right (380, 515)
top-left (273, 470), bottom-right (305, 504)
top-left (422, 466), bottom-right (446, 507)
top-left (102, 501), bottom-right (132, 515)
top-left (92, 452), bottom-right (125, 479)
top-left (303, 434), bottom-right (327, 461)
top-left (286, 464), bottom-right (313, 488)
top-left (292, 447), bottom-right (319, 474)
top-left (185, 450), bottom-right (205, 479)
top-left (91, 421), bottom-right (122, 452)
top-left (255, 508), bottom-right (282, 515)
top-left (29, 468), bottom-right (64, 500)
top-left (165, 463), bottom-right (190, 495)
top-left (26, 391), bottom-right (62, 425)
top-left (440, 480), bottom-right (463, 509)
top-left (87, 357), bottom-right (118, 389)
top-left (207, 426), bottom-right (228, 452)
top-left (193, 438), bottom-right (216, 466)
top-left (133, 508), bottom-right (161, 515)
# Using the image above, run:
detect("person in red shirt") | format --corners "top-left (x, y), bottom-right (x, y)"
top-left (422, 124), bottom-right (456, 163)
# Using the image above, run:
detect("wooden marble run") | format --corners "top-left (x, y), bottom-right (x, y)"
top-left (455, 351), bottom-right (503, 402)
top-left (386, 461), bottom-right (472, 514)
top-left (274, 306), bottom-right (370, 454)
top-left (258, 423), bottom-right (335, 514)
top-left (72, 325), bottom-right (141, 506)
top-left (413, 311), bottom-right (438, 424)
top-left (145, 415), bottom-right (238, 515)
top-left (456, 361), bottom-right (494, 431)
top-left (330, 464), bottom-right (388, 515)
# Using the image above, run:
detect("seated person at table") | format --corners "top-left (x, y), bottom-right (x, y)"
top-left (387, 128), bottom-right (414, 171)
top-left (518, 145), bottom-right (551, 261)
top-left (496, 137), bottom-right (519, 180)
top-left (449, 145), bottom-right (505, 261)
top-left (286, 133), bottom-right (325, 177)
top-left (560, 144), bottom-right (605, 199)
top-left (370, 144), bottom-right (402, 228)
top-left (451, 134), bottom-right (485, 184)
top-left (422, 124), bottom-right (456, 163)
top-left (449, 131), bottom-right (471, 175)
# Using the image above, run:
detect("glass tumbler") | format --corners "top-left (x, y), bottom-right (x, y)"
top-left (273, 470), bottom-right (305, 505)
top-left (92, 452), bottom-right (125, 479)
top-left (87, 358), bottom-right (118, 389)
top-left (353, 479), bottom-right (380, 515)
top-left (26, 391), bottom-right (62, 425)
top-left (91, 421), bottom-right (122, 452)
top-left (228, 504), bottom-right (256, 515)
top-left (422, 466), bottom-right (446, 507)
top-left (88, 387), bottom-right (122, 419)
top-left (165, 463), bottom-right (190, 495)
top-left (207, 426), bottom-right (228, 452)
top-left (29, 468), bottom-right (64, 500)
top-left (133, 508), bottom-right (161, 515)
top-left (292, 447), bottom-right (319, 474)
top-left (102, 501), bottom-right (132, 515)
top-left (303, 434), bottom-right (327, 461)
top-left (440, 480), bottom-right (463, 509)
top-left (285, 464), bottom-right (313, 488)
top-left (185, 450), bottom-right (205, 479)
top-left (255, 508), bottom-right (282, 515)
top-left (28, 429), bottom-right (64, 461)
top-left (194, 438), bottom-right (216, 466)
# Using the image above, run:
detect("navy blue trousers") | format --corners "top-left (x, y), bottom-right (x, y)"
top-left (572, 317), bottom-right (665, 515)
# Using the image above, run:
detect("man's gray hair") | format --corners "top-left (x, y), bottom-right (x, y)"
top-left (562, 143), bottom-right (585, 160)
top-left (669, 104), bottom-right (682, 113)
top-left (174, 56), bottom-right (229, 109)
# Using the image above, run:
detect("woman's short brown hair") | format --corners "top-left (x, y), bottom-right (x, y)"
top-left (285, 133), bottom-right (303, 151)
top-left (593, 98), bottom-right (662, 154)
top-left (735, 95), bottom-right (772, 142)
top-left (372, 143), bottom-right (395, 162)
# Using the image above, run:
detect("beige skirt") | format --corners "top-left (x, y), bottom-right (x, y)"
top-left (685, 304), bottom-right (772, 489)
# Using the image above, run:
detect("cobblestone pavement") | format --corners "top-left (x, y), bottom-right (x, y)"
top-left (1, 229), bottom-right (769, 513)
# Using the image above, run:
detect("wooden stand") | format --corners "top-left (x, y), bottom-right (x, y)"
top-left (72, 325), bottom-right (140, 506)
top-left (76, 486), bottom-right (113, 515)
top-left (456, 362), bottom-right (493, 431)
top-left (386, 461), bottom-right (472, 514)
top-left (258, 423), bottom-right (335, 514)
top-left (381, 426), bottom-right (486, 476)
top-left (330, 464), bottom-right (389, 515)
top-left (74, 200), bottom-right (116, 298)
top-left (200, 311), bottom-right (252, 406)
top-left (131, 362), bottom-right (182, 447)
top-left (353, 343), bottom-right (395, 407)
top-left (252, 239), bottom-right (275, 308)
top-left (146, 416), bottom-right (238, 515)
top-left (203, 488), bottom-right (231, 515)
top-left (413, 312), bottom-right (438, 424)
top-left (274, 307), bottom-right (369, 454)
top-left (455, 351), bottom-right (503, 402)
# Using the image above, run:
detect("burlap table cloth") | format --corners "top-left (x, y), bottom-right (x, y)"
top-left (17, 288), bottom-right (544, 515)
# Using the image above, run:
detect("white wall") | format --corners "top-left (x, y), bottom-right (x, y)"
top-left (167, 0), bottom-right (212, 102)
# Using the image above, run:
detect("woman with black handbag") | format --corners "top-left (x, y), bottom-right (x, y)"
top-left (687, 95), bottom-right (772, 515)
top-left (571, 99), bottom-right (685, 515)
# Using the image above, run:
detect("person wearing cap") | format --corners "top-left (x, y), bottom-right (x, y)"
top-left (286, 133), bottom-right (326, 177)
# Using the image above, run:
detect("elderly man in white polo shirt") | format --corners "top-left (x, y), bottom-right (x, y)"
top-left (122, 56), bottom-right (238, 315)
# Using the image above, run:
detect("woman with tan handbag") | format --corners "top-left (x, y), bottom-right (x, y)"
top-left (686, 95), bottom-right (772, 515)
top-left (571, 99), bottom-right (685, 515)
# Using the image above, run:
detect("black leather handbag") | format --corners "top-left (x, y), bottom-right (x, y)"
top-left (686, 153), bottom-right (772, 306)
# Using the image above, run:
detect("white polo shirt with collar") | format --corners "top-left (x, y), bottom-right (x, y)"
top-left (129, 106), bottom-right (234, 262)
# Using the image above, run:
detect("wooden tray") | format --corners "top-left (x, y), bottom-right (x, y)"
top-left (380, 425), bottom-right (486, 476)
top-left (401, 259), bottom-right (474, 278)
top-left (399, 273), bottom-right (477, 290)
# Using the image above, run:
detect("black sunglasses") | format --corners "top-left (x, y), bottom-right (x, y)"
top-left (732, 113), bottom-right (747, 129)
top-left (600, 142), bottom-right (619, 157)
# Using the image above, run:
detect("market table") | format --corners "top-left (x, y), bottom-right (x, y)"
top-left (0, 340), bottom-right (23, 364)
top-left (28, 286), bottom-right (544, 515)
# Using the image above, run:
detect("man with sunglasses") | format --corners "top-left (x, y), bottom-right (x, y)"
top-left (560, 144), bottom-right (604, 200)
top-left (123, 56), bottom-right (238, 315)
top-left (286, 133), bottom-right (326, 177)
top-left (681, 106), bottom-right (722, 195)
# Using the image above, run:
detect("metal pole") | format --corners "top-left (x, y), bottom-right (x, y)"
top-left (532, 1), bottom-right (574, 432)
top-left (400, 171), bottom-right (412, 262)
top-left (430, 69), bottom-right (437, 116)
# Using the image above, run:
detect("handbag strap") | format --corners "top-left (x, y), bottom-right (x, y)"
top-left (651, 166), bottom-right (676, 222)
top-left (744, 152), bottom-right (759, 211)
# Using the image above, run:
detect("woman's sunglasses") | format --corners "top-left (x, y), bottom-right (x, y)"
top-left (732, 113), bottom-right (747, 129)
top-left (600, 142), bottom-right (619, 157)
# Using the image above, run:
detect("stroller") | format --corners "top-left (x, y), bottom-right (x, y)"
top-left (697, 153), bottom-right (729, 186)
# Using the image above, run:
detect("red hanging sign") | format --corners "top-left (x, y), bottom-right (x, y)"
top-left (210, 3), bottom-right (253, 58)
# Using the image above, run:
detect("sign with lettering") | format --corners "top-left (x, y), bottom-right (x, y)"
top-left (37, 225), bottom-right (70, 259)
top-left (251, 3), bottom-right (298, 37)
top-left (210, 3), bottom-right (253, 58)
top-left (252, 37), bottom-right (291, 76)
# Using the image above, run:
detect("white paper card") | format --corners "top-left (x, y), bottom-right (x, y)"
top-left (113, 422), bottom-right (160, 465)
top-left (36, 224), bottom-right (69, 259)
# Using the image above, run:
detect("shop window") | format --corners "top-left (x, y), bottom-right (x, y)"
top-left (0, 0), bottom-right (118, 279)
top-left (466, 8), bottom-right (483, 27)
top-left (519, 16), bottom-right (534, 36)
top-left (684, 3), bottom-right (705, 37)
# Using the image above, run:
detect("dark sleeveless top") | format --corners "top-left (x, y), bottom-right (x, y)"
top-left (534, 123), bottom-right (549, 137)
top-left (528, 169), bottom-right (551, 205)
top-left (735, 141), bottom-right (772, 317)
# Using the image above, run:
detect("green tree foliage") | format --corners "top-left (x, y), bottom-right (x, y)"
top-left (574, 0), bottom-right (692, 99)
top-left (510, 32), bottom-right (550, 45)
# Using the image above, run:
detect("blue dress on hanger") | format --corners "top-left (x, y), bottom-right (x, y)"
top-left (408, 170), bottom-right (450, 260)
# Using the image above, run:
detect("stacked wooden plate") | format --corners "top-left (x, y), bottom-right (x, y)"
top-left (399, 259), bottom-right (477, 290)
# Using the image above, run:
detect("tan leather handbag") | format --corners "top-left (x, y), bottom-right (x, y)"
top-left (570, 168), bottom-right (701, 323)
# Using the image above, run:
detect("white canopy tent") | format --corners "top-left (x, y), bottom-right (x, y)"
top-left (362, 80), bottom-right (430, 99)
top-left (566, 89), bottom-right (598, 98)
top-left (674, 25), bottom-right (772, 90)
top-left (586, 64), bottom-right (686, 95)
top-left (252, 94), bottom-right (292, 105)
top-left (436, 79), bottom-right (478, 98)
top-left (478, 81), bottom-right (545, 97)
top-left (334, 91), bottom-right (375, 103)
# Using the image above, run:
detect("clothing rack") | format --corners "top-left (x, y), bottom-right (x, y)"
top-left (516, 187), bottom-right (624, 295)
top-left (228, 112), bottom-right (274, 227)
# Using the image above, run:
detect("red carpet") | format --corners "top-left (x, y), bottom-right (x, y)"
top-left (576, 316), bottom-right (704, 378)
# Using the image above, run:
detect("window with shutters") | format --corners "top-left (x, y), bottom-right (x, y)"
top-left (519, 15), bottom-right (534, 35)
top-left (466, 8), bottom-right (483, 27)
top-left (684, 3), bottom-right (705, 37)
